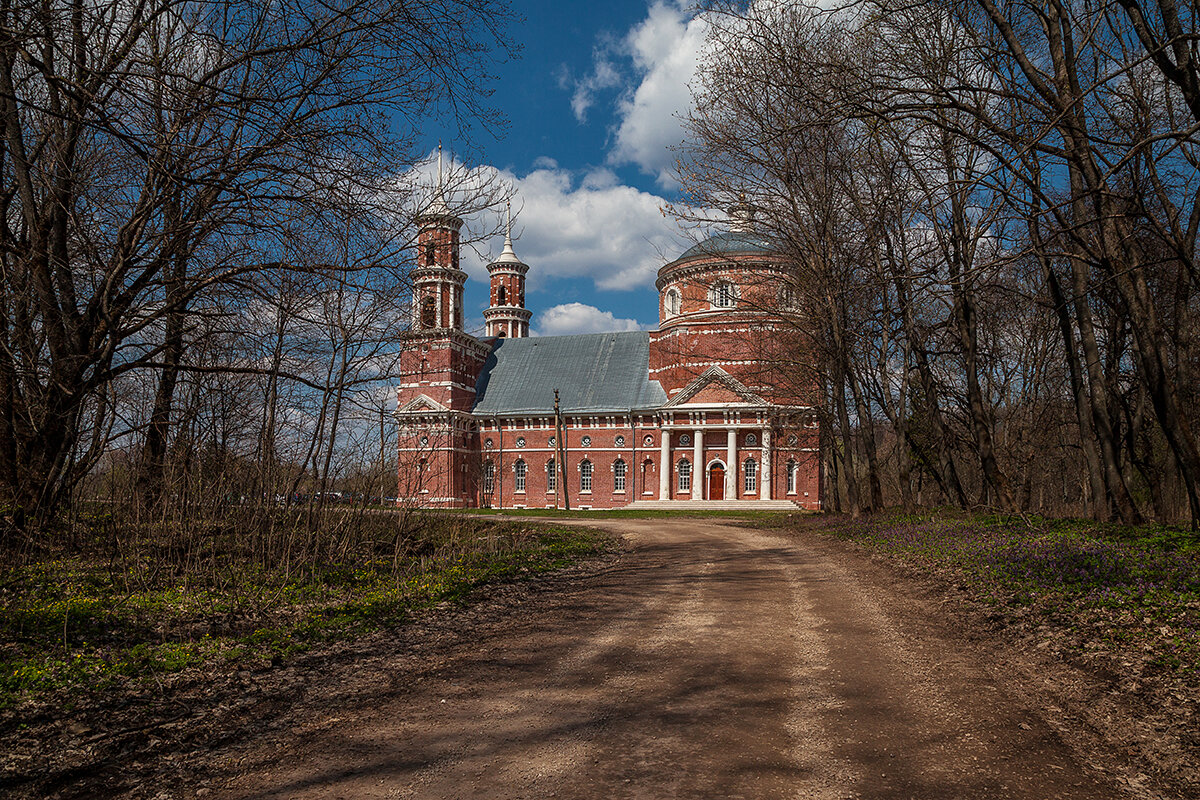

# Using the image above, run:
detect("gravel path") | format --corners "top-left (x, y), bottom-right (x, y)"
top-left (216, 517), bottom-right (1127, 799)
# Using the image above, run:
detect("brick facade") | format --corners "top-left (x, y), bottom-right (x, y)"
top-left (396, 204), bottom-right (821, 510)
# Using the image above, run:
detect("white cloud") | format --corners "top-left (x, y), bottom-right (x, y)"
top-left (560, 2), bottom-right (707, 188)
top-left (398, 153), bottom-right (688, 293)
top-left (608, 2), bottom-right (708, 188)
top-left (463, 164), bottom-right (684, 291)
top-left (569, 45), bottom-right (624, 122)
top-left (534, 303), bottom-right (645, 336)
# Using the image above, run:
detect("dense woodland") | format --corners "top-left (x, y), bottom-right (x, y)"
top-left (2, 0), bottom-right (1199, 543)
top-left (679, 0), bottom-right (1200, 526)
top-left (0, 0), bottom-right (512, 545)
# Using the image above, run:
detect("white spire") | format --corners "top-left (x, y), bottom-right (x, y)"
top-left (493, 199), bottom-right (522, 265)
top-left (420, 142), bottom-right (456, 221)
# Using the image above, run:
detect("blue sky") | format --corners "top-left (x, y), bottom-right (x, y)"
top-left (413, 0), bottom-right (712, 336)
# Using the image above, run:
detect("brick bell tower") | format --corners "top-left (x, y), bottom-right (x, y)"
top-left (396, 146), bottom-right (491, 507)
top-left (411, 147), bottom-right (466, 334)
top-left (483, 202), bottom-right (531, 338)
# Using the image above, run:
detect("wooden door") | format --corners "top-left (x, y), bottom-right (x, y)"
top-left (708, 465), bottom-right (724, 500)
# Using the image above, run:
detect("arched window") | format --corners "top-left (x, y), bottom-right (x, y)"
top-left (780, 284), bottom-right (797, 309)
top-left (743, 458), bottom-right (757, 493)
top-left (786, 459), bottom-right (796, 494)
top-left (665, 288), bottom-right (681, 316)
top-left (423, 241), bottom-right (435, 266)
top-left (642, 458), bottom-right (654, 491)
top-left (497, 285), bottom-right (507, 305)
top-left (421, 296), bottom-right (436, 329)
top-left (678, 458), bottom-right (691, 492)
top-left (546, 459), bottom-right (557, 492)
top-left (514, 459), bottom-right (527, 492)
top-left (614, 459), bottom-right (627, 492)
top-left (711, 280), bottom-right (737, 308)
top-left (483, 461), bottom-right (495, 495)
top-left (580, 459), bottom-right (593, 493)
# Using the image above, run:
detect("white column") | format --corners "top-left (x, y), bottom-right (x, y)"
top-left (435, 283), bottom-right (443, 328)
top-left (761, 428), bottom-right (772, 500)
top-left (659, 430), bottom-right (670, 499)
top-left (726, 428), bottom-right (737, 499)
top-left (692, 428), bottom-right (703, 499)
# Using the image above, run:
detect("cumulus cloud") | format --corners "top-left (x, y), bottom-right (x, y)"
top-left (398, 152), bottom-right (689, 293)
top-left (460, 163), bottom-right (684, 292)
top-left (558, 2), bottom-right (707, 187)
top-left (534, 303), bottom-right (645, 336)
top-left (608, 2), bottom-right (708, 188)
top-left (568, 40), bottom-right (625, 122)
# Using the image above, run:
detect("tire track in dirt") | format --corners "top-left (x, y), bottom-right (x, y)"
top-left (215, 518), bottom-right (1130, 800)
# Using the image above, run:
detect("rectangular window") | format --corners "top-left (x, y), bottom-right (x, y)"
top-left (678, 460), bottom-right (691, 492)
top-left (786, 461), bottom-right (796, 494)
top-left (580, 461), bottom-right (593, 493)
top-left (614, 460), bottom-right (627, 492)
top-left (547, 460), bottom-right (557, 492)
top-left (515, 461), bottom-right (527, 492)
top-left (484, 462), bottom-right (495, 495)
top-left (744, 459), bottom-right (757, 493)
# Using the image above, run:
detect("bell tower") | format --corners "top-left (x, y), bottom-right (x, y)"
top-left (411, 145), bottom-right (466, 332)
top-left (483, 202), bottom-right (532, 338)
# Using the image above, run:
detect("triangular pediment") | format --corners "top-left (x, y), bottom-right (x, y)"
top-left (663, 367), bottom-right (765, 407)
top-left (397, 393), bottom-right (448, 414)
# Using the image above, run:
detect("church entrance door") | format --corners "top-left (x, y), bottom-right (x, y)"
top-left (708, 465), bottom-right (725, 500)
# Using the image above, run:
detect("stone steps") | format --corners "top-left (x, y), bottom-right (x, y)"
top-left (624, 499), bottom-right (802, 511)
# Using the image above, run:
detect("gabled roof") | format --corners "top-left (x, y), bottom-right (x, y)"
top-left (663, 366), bottom-right (766, 407)
top-left (396, 394), bottom-right (449, 414)
top-left (472, 332), bottom-right (667, 415)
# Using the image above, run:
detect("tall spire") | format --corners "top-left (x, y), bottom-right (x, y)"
top-left (419, 142), bottom-right (457, 223)
top-left (496, 199), bottom-right (520, 263)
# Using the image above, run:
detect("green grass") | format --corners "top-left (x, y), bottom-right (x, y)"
top-left (0, 519), bottom-right (609, 706)
top-left (808, 511), bottom-right (1200, 680)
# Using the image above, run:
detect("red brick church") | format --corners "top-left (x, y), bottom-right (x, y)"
top-left (395, 188), bottom-right (821, 510)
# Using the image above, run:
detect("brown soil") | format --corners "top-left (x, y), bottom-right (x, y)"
top-left (5, 517), bottom-right (1184, 799)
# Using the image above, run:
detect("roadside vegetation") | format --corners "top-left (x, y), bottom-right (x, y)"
top-left (810, 511), bottom-right (1200, 679)
top-left (792, 510), bottom-right (1200, 795)
top-left (0, 511), bottom-right (610, 708)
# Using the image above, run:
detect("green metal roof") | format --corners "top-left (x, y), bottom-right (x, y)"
top-left (677, 231), bottom-right (772, 260)
top-left (472, 331), bottom-right (667, 415)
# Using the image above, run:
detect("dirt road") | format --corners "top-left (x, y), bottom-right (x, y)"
top-left (218, 518), bottom-right (1127, 799)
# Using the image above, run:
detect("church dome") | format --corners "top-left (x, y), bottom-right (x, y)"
top-left (676, 231), bottom-right (772, 261)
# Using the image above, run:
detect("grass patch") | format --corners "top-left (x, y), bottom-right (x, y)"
top-left (808, 512), bottom-right (1200, 680)
top-left (0, 515), bottom-right (609, 706)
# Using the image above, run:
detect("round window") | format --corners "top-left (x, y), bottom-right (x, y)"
top-left (548, 437), bottom-right (556, 447)
top-left (643, 434), bottom-right (654, 446)
top-left (515, 437), bottom-right (526, 448)
top-left (680, 434), bottom-right (691, 446)
top-left (787, 434), bottom-right (798, 446)
top-left (581, 436), bottom-right (592, 447)
top-left (484, 438), bottom-right (494, 449)
top-left (615, 435), bottom-right (625, 447)
top-left (746, 433), bottom-right (758, 446)
top-left (419, 436), bottom-right (429, 446)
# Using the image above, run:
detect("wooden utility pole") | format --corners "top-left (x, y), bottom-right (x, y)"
top-left (555, 389), bottom-right (570, 510)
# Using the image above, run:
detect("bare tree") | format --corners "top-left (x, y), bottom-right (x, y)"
top-left (0, 0), bottom-right (514, 536)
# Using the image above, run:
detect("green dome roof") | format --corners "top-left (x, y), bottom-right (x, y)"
top-left (677, 231), bottom-right (772, 260)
